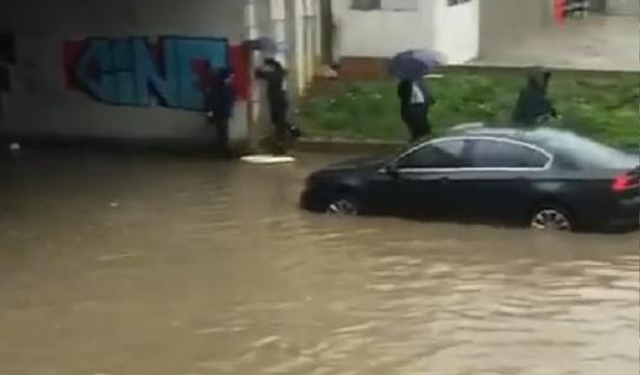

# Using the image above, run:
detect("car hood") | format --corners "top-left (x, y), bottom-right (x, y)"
top-left (323, 156), bottom-right (388, 172)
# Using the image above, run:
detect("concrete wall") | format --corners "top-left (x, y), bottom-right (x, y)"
top-left (331, 0), bottom-right (437, 58)
top-left (478, 0), bottom-right (550, 58)
top-left (0, 0), bottom-right (251, 145)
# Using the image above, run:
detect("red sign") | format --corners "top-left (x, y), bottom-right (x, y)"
top-left (555, 0), bottom-right (567, 25)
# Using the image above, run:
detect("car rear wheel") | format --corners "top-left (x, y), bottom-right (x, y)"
top-left (530, 207), bottom-right (573, 232)
top-left (326, 194), bottom-right (359, 216)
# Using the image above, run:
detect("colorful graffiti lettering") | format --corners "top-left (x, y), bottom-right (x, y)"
top-left (63, 37), bottom-right (249, 110)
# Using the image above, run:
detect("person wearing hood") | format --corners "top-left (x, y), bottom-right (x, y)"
top-left (398, 78), bottom-right (435, 141)
top-left (512, 69), bottom-right (558, 126)
top-left (255, 58), bottom-right (301, 155)
top-left (204, 68), bottom-right (236, 157)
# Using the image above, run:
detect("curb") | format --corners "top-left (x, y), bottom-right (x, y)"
top-left (295, 137), bottom-right (403, 153)
top-left (329, 61), bottom-right (638, 82)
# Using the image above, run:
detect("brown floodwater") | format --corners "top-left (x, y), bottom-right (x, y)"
top-left (0, 149), bottom-right (638, 375)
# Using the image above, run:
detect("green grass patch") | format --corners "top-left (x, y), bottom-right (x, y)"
top-left (298, 73), bottom-right (639, 148)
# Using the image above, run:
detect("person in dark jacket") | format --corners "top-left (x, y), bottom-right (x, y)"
top-left (256, 58), bottom-right (301, 155)
top-left (398, 78), bottom-right (434, 141)
top-left (512, 69), bottom-right (558, 126)
top-left (205, 68), bottom-right (236, 156)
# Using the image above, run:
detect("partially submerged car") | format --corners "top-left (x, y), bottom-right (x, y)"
top-left (301, 126), bottom-right (639, 232)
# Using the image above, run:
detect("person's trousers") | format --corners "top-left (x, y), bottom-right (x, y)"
top-left (270, 102), bottom-right (290, 155)
top-left (402, 106), bottom-right (431, 141)
top-left (215, 119), bottom-right (230, 155)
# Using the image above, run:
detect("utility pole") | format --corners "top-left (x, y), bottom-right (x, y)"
top-left (319, 0), bottom-right (334, 65)
top-left (245, 0), bottom-right (261, 149)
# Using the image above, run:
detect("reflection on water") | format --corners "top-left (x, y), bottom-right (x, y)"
top-left (0, 150), bottom-right (638, 375)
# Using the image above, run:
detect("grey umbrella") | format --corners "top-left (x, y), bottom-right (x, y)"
top-left (388, 49), bottom-right (445, 80)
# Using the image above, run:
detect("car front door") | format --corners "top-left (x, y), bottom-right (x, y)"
top-left (387, 139), bottom-right (469, 219)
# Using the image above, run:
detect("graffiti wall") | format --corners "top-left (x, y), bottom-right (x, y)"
top-left (63, 36), bottom-right (249, 111)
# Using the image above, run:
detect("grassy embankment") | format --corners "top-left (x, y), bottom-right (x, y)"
top-left (299, 73), bottom-right (639, 149)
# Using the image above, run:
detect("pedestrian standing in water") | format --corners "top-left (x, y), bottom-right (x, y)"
top-left (255, 58), bottom-right (301, 155)
top-left (512, 68), bottom-right (558, 127)
top-left (205, 68), bottom-right (236, 157)
top-left (397, 78), bottom-right (434, 141)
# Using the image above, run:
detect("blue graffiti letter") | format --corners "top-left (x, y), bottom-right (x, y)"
top-left (132, 38), bottom-right (178, 107)
top-left (174, 38), bottom-right (229, 110)
top-left (75, 39), bottom-right (117, 103)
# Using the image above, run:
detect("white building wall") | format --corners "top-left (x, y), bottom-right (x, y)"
top-left (331, 0), bottom-right (437, 58)
top-left (331, 0), bottom-right (480, 64)
top-left (433, 0), bottom-right (480, 64)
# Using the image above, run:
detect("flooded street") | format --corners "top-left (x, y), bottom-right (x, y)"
top-left (0, 149), bottom-right (638, 375)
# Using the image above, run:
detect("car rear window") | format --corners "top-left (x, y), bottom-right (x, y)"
top-left (468, 139), bottom-right (550, 169)
top-left (526, 129), bottom-right (637, 170)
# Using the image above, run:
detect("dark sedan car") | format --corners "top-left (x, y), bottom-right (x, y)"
top-left (301, 126), bottom-right (639, 232)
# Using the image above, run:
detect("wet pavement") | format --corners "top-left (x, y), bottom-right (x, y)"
top-left (0, 149), bottom-right (638, 375)
top-left (474, 16), bottom-right (639, 72)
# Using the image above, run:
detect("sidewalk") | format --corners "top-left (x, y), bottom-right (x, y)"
top-left (472, 15), bottom-right (639, 72)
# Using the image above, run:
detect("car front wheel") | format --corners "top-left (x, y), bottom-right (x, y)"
top-left (530, 207), bottom-right (574, 232)
top-left (326, 194), bottom-right (359, 216)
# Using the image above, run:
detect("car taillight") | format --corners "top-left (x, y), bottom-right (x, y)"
top-left (613, 173), bottom-right (639, 192)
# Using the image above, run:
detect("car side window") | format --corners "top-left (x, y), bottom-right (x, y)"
top-left (469, 140), bottom-right (549, 169)
top-left (399, 140), bottom-right (467, 169)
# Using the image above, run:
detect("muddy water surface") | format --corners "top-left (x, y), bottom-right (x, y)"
top-left (0, 150), bottom-right (637, 375)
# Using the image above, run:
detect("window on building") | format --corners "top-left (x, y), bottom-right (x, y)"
top-left (448, 0), bottom-right (472, 6)
top-left (382, 0), bottom-right (418, 11)
top-left (351, 0), bottom-right (381, 10)
top-left (351, 0), bottom-right (418, 11)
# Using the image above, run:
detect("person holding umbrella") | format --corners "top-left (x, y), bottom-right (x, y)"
top-left (389, 49), bottom-right (442, 141)
top-left (397, 78), bottom-right (434, 141)
top-left (248, 37), bottom-right (302, 155)
top-left (255, 57), bottom-right (301, 155)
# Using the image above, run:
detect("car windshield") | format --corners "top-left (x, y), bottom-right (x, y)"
top-left (391, 136), bottom-right (434, 161)
top-left (526, 129), bottom-right (637, 170)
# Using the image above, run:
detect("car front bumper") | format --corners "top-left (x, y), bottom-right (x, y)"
top-left (300, 187), bottom-right (330, 213)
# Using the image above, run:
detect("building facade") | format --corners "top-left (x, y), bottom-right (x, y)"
top-left (0, 0), bottom-right (323, 149)
top-left (332, 0), bottom-right (480, 64)
top-left (331, 0), bottom-right (636, 64)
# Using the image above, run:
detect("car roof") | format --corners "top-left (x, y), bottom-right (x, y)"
top-left (445, 124), bottom-right (567, 146)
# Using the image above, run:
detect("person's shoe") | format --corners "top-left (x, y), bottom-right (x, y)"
top-left (289, 126), bottom-right (302, 139)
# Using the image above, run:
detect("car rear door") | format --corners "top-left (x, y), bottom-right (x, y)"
top-left (447, 138), bottom-right (552, 224)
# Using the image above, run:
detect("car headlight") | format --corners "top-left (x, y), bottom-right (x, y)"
top-left (305, 173), bottom-right (325, 189)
